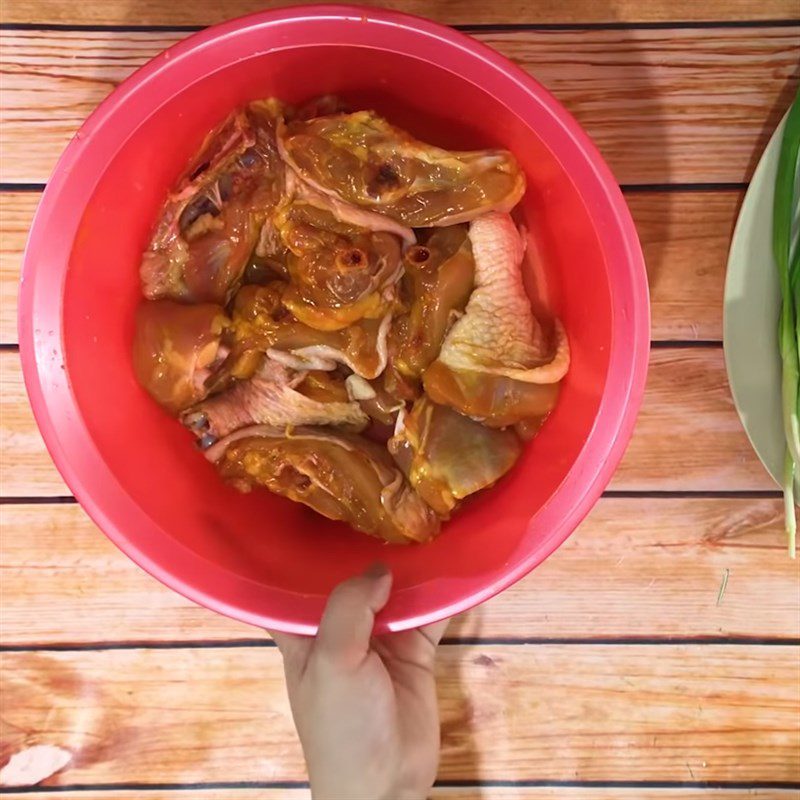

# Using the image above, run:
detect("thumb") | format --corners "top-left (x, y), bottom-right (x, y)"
top-left (268, 629), bottom-right (313, 676)
top-left (315, 564), bottom-right (392, 665)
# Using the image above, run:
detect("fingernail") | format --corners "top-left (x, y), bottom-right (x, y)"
top-left (364, 562), bottom-right (390, 580)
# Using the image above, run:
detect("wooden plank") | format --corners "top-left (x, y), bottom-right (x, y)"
top-left (0, 28), bottom-right (796, 185)
top-left (2, 645), bottom-right (798, 784)
top-left (0, 0), bottom-right (798, 25)
top-left (0, 347), bottom-right (774, 498)
top-left (490, 26), bottom-right (797, 188)
top-left (611, 347), bottom-right (774, 491)
top-left (0, 190), bottom-right (737, 345)
top-left (630, 189), bottom-right (738, 342)
top-left (1, 497), bottom-right (795, 646)
top-left (15, 790), bottom-right (800, 800)
top-left (0, 350), bottom-right (66, 496)
top-left (3, 0), bottom-right (799, 26)
top-left (0, 192), bottom-right (37, 344)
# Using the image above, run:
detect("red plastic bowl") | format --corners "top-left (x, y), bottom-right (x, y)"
top-left (19, 6), bottom-right (649, 634)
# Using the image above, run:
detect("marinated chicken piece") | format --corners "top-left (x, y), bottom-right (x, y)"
top-left (429, 213), bottom-right (569, 379)
top-left (389, 225), bottom-right (474, 384)
top-left (245, 242), bottom-right (290, 285)
top-left (183, 359), bottom-right (368, 440)
top-left (226, 282), bottom-right (392, 380)
top-left (266, 312), bottom-right (392, 379)
top-left (249, 170), bottom-right (413, 290)
top-left (423, 364), bottom-right (561, 429)
top-left (298, 369), bottom-right (352, 403)
top-left (278, 110), bottom-right (525, 227)
top-left (133, 97), bottom-right (564, 543)
top-left (274, 193), bottom-right (403, 330)
top-left (208, 426), bottom-right (441, 543)
top-left (423, 212), bottom-right (569, 427)
top-left (141, 100), bottom-right (285, 304)
top-left (345, 374), bottom-right (404, 427)
top-left (225, 282), bottom-right (296, 361)
top-left (389, 398), bottom-right (522, 517)
top-left (286, 169), bottom-right (415, 244)
top-left (132, 300), bottom-right (229, 415)
top-left (289, 94), bottom-right (351, 121)
top-left (382, 361), bottom-right (423, 405)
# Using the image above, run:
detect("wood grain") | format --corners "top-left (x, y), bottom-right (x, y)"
top-left (0, 346), bottom-right (774, 497)
top-left (1, 497), bottom-right (795, 646)
top-left (0, 27), bottom-right (797, 185)
top-left (612, 347), bottom-right (774, 491)
top-left (4, 0), bottom-right (799, 26)
top-left (0, 192), bottom-right (37, 343)
top-left (15, 791), bottom-right (800, 800)
top-left (630, 189), bottom-right (739, 341)
top-left (0, 189), bottom-right (738, 345)
top-left (2, 5), bottom-right (796, 798)
top-left (0, 351), bottom-right (65, 496)
top-left (2, 645), bottom-right (798, 784)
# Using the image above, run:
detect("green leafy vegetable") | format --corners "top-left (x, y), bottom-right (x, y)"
top-left (773, 90), bottom-right (800, 557)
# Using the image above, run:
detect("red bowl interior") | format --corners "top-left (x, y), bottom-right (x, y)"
top-left (19, 6), bottom-right (649, 634)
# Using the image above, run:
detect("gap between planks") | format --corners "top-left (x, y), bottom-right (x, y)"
top-left (2, 19), bottom-right (800, 32)
top-left (4, 782), bottom-right (800, 797)
top-left (2, 639), bottom-right (799, 653)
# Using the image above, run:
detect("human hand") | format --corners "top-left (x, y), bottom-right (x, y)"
top-left (269, 564), bottom-right (448, 800)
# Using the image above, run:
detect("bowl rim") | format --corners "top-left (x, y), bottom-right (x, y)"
top-left (18, 4), bottom-right (650, 634)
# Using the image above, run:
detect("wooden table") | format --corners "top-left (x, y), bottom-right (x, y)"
top-left (2, 1), bottom-right (799, 797)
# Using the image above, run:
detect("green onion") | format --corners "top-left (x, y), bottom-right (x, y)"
top-left (784, 450), bottom-right (796, 557)
top-left (773, 89), bottom-right (800, 557)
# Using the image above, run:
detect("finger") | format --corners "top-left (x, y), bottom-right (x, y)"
top-left (268, 629), bottom-right (313, 674)
top-left (315, 564), bottom-right (393, 665)
top-left (419, 617), bottom-right (450, 649)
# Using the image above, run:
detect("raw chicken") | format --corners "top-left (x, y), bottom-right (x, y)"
top-left (345, 374), bottom-right (404, 427)
top-left (389, 397), bottom-right (521, 516)
top-left (227, 283), bottom-right (392, 380)
top-left (278, 111), bottom-right (525, 227)
top-left (423, 212), bottom-right (569, 427)
top-left (273, 187), bottom-right (403, 331)
top-left (388, 225), bottom-right (474, 387)
top-left (208, 426), bottom-right (441, 543)
top-left (141, 101), bottom-right (285, 304)
top-left (132, 96), bottom-right (570, 547)
top-left (251, 171), bottom-right (414, 281)
top-left (285, 170), bottom-right (415, 245)
top-left (132, 300), bottom-right (229, 414)
top-left (183, 358), bottom-right (368, 440)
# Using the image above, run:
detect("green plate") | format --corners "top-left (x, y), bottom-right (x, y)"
top-left (723, 116), bottom-right (785, 487)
